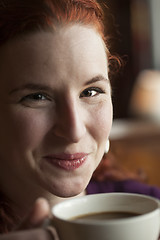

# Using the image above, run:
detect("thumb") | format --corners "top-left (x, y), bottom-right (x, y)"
top-left (18, 198), bottom-right (50, 230)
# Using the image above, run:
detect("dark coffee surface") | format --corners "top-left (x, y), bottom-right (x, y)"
top-left (72, 211), bottom-right (141, 221)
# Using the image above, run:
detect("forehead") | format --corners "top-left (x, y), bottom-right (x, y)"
top-left (0, 24), bottom-right (107, 60)
top-left (0, 24), bottom-right (108, 89)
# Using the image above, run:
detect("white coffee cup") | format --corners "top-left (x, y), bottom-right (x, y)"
top-left (52, 193), bottom-right (160, 240)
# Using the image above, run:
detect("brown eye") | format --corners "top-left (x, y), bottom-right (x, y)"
top-left (80, 87), bottom-right (104, 98)
top-left (19, 92), bottom-right (52, 108)
top-left (21, 93), bottom-right (48, 102)
top-left (31, 93), bottom-right (46, 100)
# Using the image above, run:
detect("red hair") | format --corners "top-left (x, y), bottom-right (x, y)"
top-left (0, 0), bottom-right (120, 71)
top-left (0, 0), bottom-right (104, 43)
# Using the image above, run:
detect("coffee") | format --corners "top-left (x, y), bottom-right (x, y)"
top-left (52, 193), bottom-right (160, 240)
top-left (71, 211), bottom-right (141, 222)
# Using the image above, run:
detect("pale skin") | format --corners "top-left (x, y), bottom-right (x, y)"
top-left (0, 24), bottom-right (112, 238)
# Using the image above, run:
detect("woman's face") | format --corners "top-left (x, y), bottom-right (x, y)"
top-left (0, 25), bottom-right (112, 200)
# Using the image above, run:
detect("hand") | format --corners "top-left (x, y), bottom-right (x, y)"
top-left (0, 198), bottom-right (59, 240)
top-left (18, 198), bottom-right (51, 229)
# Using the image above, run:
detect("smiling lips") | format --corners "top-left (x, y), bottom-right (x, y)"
top-left (44, 153), bottom-right (88, 171)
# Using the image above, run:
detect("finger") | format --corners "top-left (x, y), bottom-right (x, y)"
top-left (47, 226), bottom-right (60, 240)
top-left (0, 228), bottom-right (58, 240)
top-left (18, 198), bottom-right (50, 230)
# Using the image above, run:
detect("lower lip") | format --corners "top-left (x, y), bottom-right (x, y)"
top-left (45, 156), bottom-right (87, 171)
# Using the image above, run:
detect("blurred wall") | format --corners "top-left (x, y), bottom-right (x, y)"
top-left (103, 0), bottom-right (160, 119)
top-left (104, 0), bottom-right (135, 119)
top-left (149, 0), bottom-right (160, 69)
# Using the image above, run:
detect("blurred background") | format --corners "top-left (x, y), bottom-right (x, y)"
top-left (104, 0), bottom-right (160, 119)
top-left (102, 0), bottom-right (160, 186)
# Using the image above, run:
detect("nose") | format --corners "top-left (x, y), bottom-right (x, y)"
top-left (53, 98), bottom-right (86, 143)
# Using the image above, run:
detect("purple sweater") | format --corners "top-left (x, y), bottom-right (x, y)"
top-left (87, 179), bottom-right (160, 199)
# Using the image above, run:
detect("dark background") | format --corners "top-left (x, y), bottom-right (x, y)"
top-left (103, 0), bottom-right (153, 119)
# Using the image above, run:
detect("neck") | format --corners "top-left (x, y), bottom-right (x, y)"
top-left (48, 190), bottom-right (86, 207)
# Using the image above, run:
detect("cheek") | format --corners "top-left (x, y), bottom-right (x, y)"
top-left (91, 101), bottom-right (113, 141)
top-left (16, 112), bottom-right (51, 149)
top-left (0, 108), bottom-right (51, 152)
top-left (90, 101), bottom-right (112, 167)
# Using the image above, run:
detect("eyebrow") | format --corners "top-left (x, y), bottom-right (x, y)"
top-left (9, 75), bottom-right (109, 95)
top-left (9, 83), bottom-right (52, 95)
top-left (85, 75), bottom-right (109, 85)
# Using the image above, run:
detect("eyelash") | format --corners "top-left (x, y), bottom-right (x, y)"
top-left (20, 93), bottom-right (50, 102)
top-left (80, 87), bottom-right (105, 98)
top-left (19, 86), bottom-right (105, 105)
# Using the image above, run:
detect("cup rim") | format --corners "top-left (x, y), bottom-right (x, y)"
top-left (52, 192), bottom-right (160, 225)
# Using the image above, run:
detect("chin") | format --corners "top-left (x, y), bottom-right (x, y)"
top-left (47, 177), bottom-right (89, 198)
top-left (58, 192), bottom-right (81, 199)
top-left (46, 189), bottom-right (82, 199)
top-left (41, 165), bottom-right (94, 198)
top-left (52, 184), bottom-right (86, 198)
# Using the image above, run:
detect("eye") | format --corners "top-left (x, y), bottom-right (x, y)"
top-left (80, 87), bottom-right (105, 98)
top-left (21, 93), bottom-right (49, 101)
top-left (19, 92), bottom-right (52, 108)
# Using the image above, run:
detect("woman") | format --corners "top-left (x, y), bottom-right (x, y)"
top-left (0, 0), bottom-right (160, 239)
top-left (0, 0), bottom-right (112, 238)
